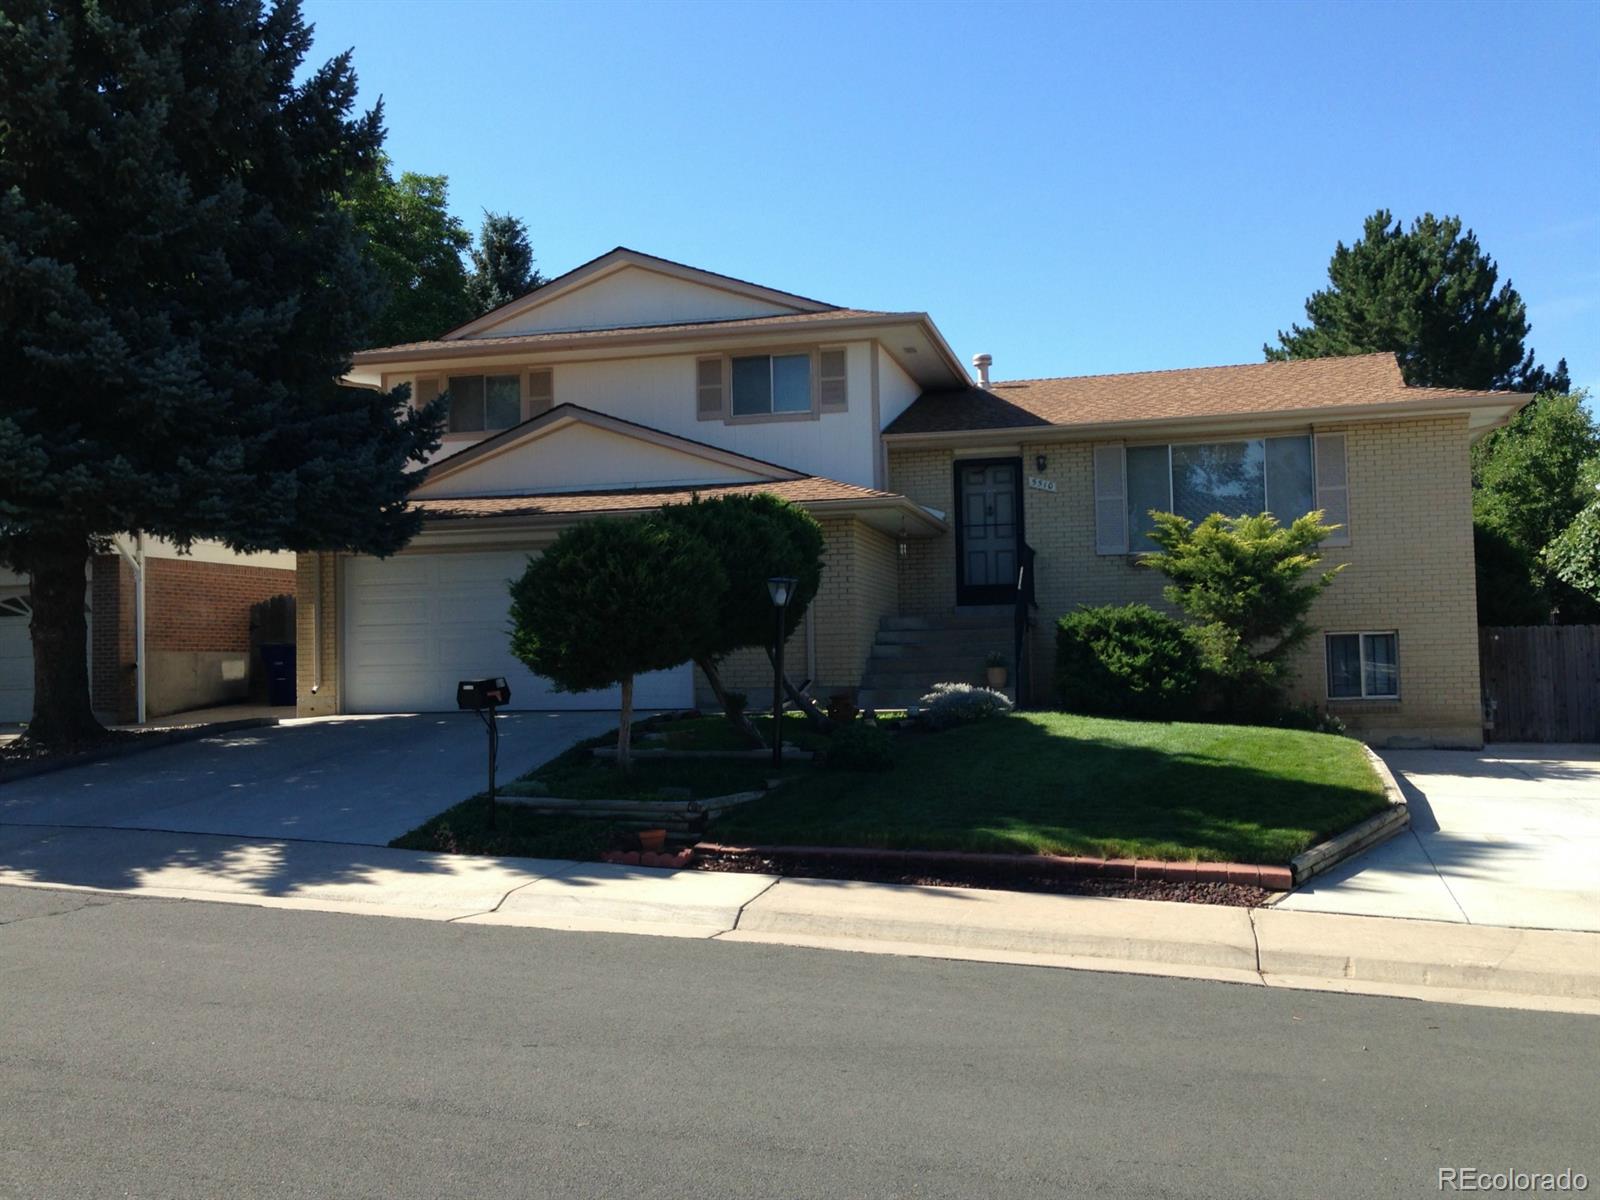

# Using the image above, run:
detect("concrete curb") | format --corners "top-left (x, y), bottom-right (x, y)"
top-left (695, 841), bottom-right (1296, 890)
top-left (0, 718), bottom-right (280, 785)
top-left (592, 746), bottom-right (814, 762)
top-left (1288, 746), bottom-right (1410, 886)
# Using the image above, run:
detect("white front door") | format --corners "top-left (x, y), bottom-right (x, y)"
top-left (0, 593), bottom-right (33, 723)
top-left (340, 550), bottom-right (694, 713)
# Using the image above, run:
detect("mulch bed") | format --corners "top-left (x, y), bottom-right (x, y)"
top-left (690, 846), bottom-right (1271, 907)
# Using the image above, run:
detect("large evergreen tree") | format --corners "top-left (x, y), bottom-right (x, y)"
top-left (344, 155), bottom-right (474, 345)
top-left (466, 211), bottom-right (544, 316)
top-left (1266, 210), bottom-right (1568, 393)
top-left (0, 1), bottom-right (442, 745)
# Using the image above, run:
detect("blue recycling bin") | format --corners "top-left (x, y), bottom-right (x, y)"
top-left (260, 643), bottom-right (296, 707)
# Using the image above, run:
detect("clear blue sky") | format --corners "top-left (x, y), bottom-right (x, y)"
top-left (304, 0), bottom-right (1599, 395)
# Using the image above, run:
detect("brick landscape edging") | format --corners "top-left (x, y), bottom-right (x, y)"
top-left (691, 841), bottom-right (1297, 890)
top-left (1286, 745), bottom-right (1411, 886)
top-left (0, 718), bottom-right (280, 786)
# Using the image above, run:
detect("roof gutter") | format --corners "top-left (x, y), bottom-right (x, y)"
top-left (881, 391), bottom-right (1530, 450)
top-left (352, 312), bottom-right (936, 367)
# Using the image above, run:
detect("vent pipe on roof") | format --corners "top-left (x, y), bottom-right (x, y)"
top-left (973, 353), bottom-right (992, 389)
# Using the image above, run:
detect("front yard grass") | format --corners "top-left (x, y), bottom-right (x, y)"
top-left (712, 711), bottom-right (1386, 864)
top-left (391, 709), bottom-right (1386, 866)
top-left (389, 714), bottom-right (808, 859)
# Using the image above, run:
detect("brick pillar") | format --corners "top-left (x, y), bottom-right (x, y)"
top-left (89, 555), bottom-right (137, 722)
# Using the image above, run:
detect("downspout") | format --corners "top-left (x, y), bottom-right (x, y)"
top-left (805, 605), bottom-right (818, 692)
top-left (110, 534), bottom-right (147, 724)
top-left (310, 554), bottom-right (322, 695)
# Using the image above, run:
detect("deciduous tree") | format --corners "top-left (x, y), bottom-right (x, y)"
top-left (508, 517), bottom-right (723, 772)
top-left (345, 155), bottom-right (474, 345)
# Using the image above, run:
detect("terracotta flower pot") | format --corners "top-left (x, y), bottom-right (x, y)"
top-left (637, 828), bottom-right (667, 853)
top-left (986, 666), bottom-right (1008, 689)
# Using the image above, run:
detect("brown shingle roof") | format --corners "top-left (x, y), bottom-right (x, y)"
top-left (412, 476), bottom-right (903, 522)
top-left (356, 309), bottom-right (893, 362)
top-left (884, 353), bottom-right (1508, 436)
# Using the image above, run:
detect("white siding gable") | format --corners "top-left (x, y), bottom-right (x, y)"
top-left (412, 421), bottom-right (776, 500)
top-left (469, 265), bottom-right (802, 338)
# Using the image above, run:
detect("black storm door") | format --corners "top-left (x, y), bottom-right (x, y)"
top-left (955, 459), bottom-right (1023, 606)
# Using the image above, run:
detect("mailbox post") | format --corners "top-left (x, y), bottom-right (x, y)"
top-left (457, 677), bottom-right (511, 828)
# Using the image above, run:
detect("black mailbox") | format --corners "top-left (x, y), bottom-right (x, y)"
top-left (457, 677), bottom-right (511, 710)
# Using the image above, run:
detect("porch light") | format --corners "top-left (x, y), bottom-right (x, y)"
top-left (767, 576), bottom-right (799, 766)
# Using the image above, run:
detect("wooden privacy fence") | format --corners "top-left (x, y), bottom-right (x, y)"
top-left (1479, 625), bottom-right (1600, 742)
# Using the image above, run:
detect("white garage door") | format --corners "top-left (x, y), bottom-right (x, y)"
top-left (341, 550), bottom-right (694, 713)
top-left (0, 594), bottom-right (33, 723)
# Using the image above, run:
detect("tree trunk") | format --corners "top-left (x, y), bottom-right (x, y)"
top-left (763, 646), bottom-right (834, 733)
top-left (694, 654), bottom-right (765, 748)
top-left (26, 536), bottom-right (104, 747)
top-left (616, 674), bottom-right (634, 775)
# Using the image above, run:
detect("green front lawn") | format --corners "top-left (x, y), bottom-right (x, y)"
top-left (712, 712), bottom-right (1386, 864)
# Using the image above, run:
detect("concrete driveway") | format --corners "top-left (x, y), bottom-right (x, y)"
top-left (1280, 745), bottom-right (1600, 932)
top-left (0, 712), bottom-right (616, 845)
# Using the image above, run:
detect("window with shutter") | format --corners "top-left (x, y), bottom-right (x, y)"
top-left (1093, 444), bottom-right (1128, 555)
top-left (527, 368), bottom-right (554, 417)
top-left (696, 357), bottom-right (725, 420)
top-left (1313, 432), bottom-right (1350, 545)
top-left (819, 348), bottom-right (848, 412)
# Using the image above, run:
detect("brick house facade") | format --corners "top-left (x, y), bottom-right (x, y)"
top-left (290, 248), bottom-right (1521, 749)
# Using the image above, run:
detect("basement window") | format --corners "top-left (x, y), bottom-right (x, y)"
top-left (1326, 632), bottom-right (1399, 700)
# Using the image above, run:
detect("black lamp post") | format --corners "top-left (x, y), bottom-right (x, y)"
top-left (766, 576), bottom-right (798, 767)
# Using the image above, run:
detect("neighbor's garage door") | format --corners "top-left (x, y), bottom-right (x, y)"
top-left (0, 593), bottom-right (33, 723)
top-left (341, 550), bottom-right (693, 713)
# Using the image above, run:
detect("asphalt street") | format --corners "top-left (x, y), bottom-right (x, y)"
top-left (1, 884), bottom-right (1595, 1200)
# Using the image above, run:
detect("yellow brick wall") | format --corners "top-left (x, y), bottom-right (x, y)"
top-left (691, 517), bottom-right (898, 709)
top-left (294, 552), bottom-right (340, 717)
top-left (888, 448), bottom-right (957, 615)
top-left (887, 415), bottom-right (1483, 747)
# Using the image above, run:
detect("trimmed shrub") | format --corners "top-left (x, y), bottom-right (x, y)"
top-left (1055, 603), bottom-right (1201, 719)
top-left (825, 721), bottom-right (894, 771)
top-left (825, 692), bottom-right (859, 724)
top-left (915, 682), bottom-right (1013, 731)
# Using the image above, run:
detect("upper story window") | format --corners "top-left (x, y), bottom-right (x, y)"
top-left (415, 368), bottom-right (553, 435)
top-left (446, 374), bottom-right (521, 433)
top-left (732, 354), bottom-right (812, 416)
top-left (697, 347), bottom-right (849, 422)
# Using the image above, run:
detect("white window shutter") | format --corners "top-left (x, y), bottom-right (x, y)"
top-left (526, 368), bottom-right (554, 417)
top-left (1314, 432), bottom-right (1350, 545)
top-left (819, 348), bottom-right (848, 412)
top-left (413, 376), bottom-right (440, 408)
top-left (696, 357), bottom-right (725, 420)
top-left (1093, 444), bottom-right (1128, 555)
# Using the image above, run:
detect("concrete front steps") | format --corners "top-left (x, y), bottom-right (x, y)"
top-left (857, 612), bottom-right (1014, 710)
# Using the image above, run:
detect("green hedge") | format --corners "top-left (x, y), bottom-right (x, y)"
top-left (1055, 604), bottom-right (1200, 719)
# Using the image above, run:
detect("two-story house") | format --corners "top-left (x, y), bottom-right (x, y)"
top-left (295, 247), bottom-right (1525, 747)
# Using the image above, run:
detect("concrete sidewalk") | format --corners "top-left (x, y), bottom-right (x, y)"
top-left (1, 821), bottom-right (1595, 1014)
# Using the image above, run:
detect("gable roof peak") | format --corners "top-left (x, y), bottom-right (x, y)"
top-left (440, 245), bottom-right (841, 342)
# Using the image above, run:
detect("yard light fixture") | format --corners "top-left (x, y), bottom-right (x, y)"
top-left (767, 576), bottom-right (799, 766)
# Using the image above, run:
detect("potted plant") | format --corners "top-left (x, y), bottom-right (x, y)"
top-left (984, 651), bottom-right (1008, 689)
top-left (637, 828), bottom-right (668, 853)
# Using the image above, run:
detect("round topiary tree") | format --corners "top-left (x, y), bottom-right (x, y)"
top-left (656, 493), bottom-right (825, 744)
top-left (509, 515), bottom-right (724, 772)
